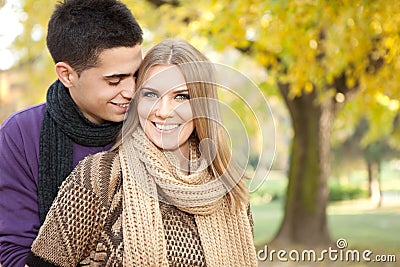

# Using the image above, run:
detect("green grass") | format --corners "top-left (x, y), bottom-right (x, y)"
top-left (252, 162), bottom-right (400, 255)
top-left (251, 199), bottom-right (400, 255)
top-left (328, 202), bottom-right (400, 253)
top-left (251, 201), bottom-right (283, 246)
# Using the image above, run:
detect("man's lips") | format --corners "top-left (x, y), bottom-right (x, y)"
top-left (110, 101), bottom-right (130, 108)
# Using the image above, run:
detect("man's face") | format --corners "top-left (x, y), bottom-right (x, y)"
top-left (68, 45), bottom-right (142, 124)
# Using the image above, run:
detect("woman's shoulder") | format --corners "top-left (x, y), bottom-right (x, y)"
top-left (68, 150), bottom-right (122, 201)
top-left (76, 150), bottom-right (120, 172)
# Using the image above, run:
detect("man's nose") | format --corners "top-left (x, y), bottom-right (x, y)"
top-left (121, 78), bottom-right (136, 99)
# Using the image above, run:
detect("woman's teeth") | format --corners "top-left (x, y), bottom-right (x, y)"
top-left (154, 123), bottom-right (179, 131)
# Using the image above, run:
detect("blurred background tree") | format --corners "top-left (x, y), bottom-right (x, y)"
top-left (332, 117), bottom-right (400, 206)
top-left (1, 0), bottom-right (399, 251)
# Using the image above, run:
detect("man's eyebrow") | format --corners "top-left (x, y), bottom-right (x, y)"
top-left (104, 73), bottom-right (131, 79)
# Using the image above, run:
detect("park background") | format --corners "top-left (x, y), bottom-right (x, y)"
top-left (0, 0), bottom-right (399, 266)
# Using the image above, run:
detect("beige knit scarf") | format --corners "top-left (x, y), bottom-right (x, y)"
top-left (119, 128), bottom-right (257, 266)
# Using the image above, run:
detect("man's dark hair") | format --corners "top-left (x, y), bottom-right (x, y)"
top-left (47, 0), bottom-right (143, 74)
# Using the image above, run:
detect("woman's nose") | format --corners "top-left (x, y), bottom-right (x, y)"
top-left (154, 97), bottom-right (173, 118)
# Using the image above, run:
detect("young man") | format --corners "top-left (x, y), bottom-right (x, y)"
top-left (0, 0), bottom-right (143, 266)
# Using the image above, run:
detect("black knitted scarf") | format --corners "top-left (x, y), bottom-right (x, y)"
top-left (38, 80), bottom-right (122, 224)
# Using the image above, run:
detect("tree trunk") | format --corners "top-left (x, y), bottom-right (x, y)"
top-left (367, 160), bottom-right (382, 207)
top-left (272, 85), bottom-right (333, 247)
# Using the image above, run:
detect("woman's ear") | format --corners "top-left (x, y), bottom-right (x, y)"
top-left (55, 62), bottom-right (77, 88)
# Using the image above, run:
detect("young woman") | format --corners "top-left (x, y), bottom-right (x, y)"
top-left (26, 39), bottom-right (257, 267)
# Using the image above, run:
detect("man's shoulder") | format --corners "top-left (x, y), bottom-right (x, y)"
top-left (1, 103), bottom-right (46, 129)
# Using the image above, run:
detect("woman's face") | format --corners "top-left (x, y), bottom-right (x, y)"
top-left (137, 65), bottom-right (195, 156)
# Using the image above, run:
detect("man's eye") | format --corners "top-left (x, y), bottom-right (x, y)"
top-left (175, 93), bottom-right (190, 100)
top-left (108, 79), bottom-right (121, 86)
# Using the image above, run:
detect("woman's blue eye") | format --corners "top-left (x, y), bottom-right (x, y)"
top-left (176, 93), bottom-right (190, 100)
top-left (143, 91), bottom-right (157, 98)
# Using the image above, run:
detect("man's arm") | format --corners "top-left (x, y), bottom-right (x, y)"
top-left (0, 125), bottom-right (40, 267)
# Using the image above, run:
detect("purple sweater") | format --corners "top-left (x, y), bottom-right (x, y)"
top-left (0, 103), bottom-right (113, 267)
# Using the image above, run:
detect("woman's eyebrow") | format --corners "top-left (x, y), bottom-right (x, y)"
top-left (140, 86), bottom-right (158, 92)
top-left (140, 87), bottom-right (188, 93)
top-left (173, 88), bottom-right (189, 93)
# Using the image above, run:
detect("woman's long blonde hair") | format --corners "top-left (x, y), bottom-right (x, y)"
top-left (116, 39), bottom-right (248, 208)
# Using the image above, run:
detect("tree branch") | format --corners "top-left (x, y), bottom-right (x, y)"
top-left (145, 0), bottom-right (179, 8)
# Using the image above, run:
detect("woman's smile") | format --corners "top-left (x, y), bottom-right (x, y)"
top-left (153, 122), bottom-right (181, 131)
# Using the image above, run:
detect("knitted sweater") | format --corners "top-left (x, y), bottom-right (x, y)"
top-left (26, 150), bottom-right (254, 267)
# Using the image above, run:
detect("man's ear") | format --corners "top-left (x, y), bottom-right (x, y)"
top-left (55, 62), bottom-right (77, 88)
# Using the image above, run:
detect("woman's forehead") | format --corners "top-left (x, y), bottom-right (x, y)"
top-left (143, 65), bottom-right (186, 90)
